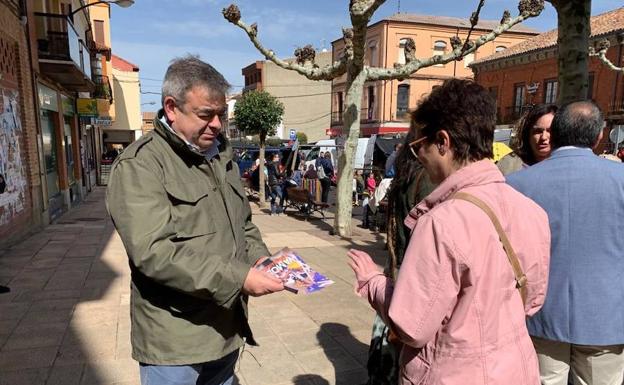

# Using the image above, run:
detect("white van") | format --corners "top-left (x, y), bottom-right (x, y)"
top-left (304, 138), bottom-right (373, 172)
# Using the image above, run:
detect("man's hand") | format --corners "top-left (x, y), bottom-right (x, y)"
top-left (347, 249), bottom-right (383, 290)
top-left (242, 268), bottom-right (284, 297)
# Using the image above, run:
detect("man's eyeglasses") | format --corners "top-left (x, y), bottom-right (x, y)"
top-left (408, 136), bottom-right (427, 158)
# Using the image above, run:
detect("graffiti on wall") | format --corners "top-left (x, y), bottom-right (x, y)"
top-left (0, 87), bottom-right (27, 226)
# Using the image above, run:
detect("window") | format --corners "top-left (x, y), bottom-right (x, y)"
top-left (367, 86), bottom-right (375, 120)
top-left (368, 41), bottom-right (378, 67)
top-left (433, 40), bottom-right (447, 67)
top-left (397, 38), bottom-right (408, 65)
top-left (94, 20), bottom-right (105, 45)
top-left (513, 83), bottom-right (525, 113)
top-left (588, 72), bottom-right (595, 100)
top-left (495, 45), bottom-right (507, 53)
top-left (463, 52), bottom-right (475, 68)
top-left (396, 84), bottom-right (410, 119)
top-left (544, 79), bottom-right (558, 104)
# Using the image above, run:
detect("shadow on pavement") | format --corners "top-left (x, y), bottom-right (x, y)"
top-left (318, 323), bottom-right (369, 385)
top-left (0, 187), bottom-right (132, 384)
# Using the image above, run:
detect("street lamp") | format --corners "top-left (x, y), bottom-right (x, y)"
top-left (70, 0), bottom-right (135, 16)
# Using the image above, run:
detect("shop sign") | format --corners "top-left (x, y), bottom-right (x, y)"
top-left (61, 94), bottom-right (75, 116)
top-left (37, 83), bottom-right (58, 112)
top-left (77, 98), bottom-right (97, 116)
top-left (93, 117), bottom-right (112, 126)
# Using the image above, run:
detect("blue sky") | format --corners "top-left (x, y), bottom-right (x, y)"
top-left (109, 0), bottom-right (620, 112)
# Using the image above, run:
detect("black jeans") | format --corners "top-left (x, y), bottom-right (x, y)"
top-left (319, 178), bottom-right (331, 203)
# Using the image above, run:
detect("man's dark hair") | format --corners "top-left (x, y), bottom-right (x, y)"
top-left (161, 55), bottom-right (230, 107)
top-left (512, 104), bottom-right (558, 165)
top-left (412, 78), bottom-right (495, 162)
top-left (550, 101), bottom-right (604, 149)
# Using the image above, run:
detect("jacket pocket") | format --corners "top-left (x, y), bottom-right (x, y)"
top-left (401, 348), bottom-right (431, 385)
top-left (164, 181), bottom-right (217, 238)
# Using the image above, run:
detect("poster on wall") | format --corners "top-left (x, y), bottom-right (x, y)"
top-left (0, 87), bottom-right (28, 226)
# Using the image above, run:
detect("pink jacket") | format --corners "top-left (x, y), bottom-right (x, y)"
top-left (360, 160), bottom-right (550, 385)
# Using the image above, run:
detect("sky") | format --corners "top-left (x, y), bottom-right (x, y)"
top-left (108, 0), bottom-right (621, 112)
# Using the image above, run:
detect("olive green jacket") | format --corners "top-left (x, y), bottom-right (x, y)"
top-left (106, 113), bottom-right (269, 365)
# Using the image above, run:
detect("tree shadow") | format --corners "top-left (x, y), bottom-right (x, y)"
top-left (293, 374), bottom-right (330, 385)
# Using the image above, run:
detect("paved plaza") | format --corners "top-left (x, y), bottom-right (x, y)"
top-left (0, 188), bottom-right (388, 385)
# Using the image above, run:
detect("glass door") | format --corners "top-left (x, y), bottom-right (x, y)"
top-left (41, 110), bottom-right (60, 197)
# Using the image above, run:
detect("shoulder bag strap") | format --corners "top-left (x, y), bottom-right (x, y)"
top-left (452, 191), bottom-right (528, 306)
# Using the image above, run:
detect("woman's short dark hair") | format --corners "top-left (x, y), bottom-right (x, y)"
top-left (511, 104), bottom-right (558, 165)
top-left (411, 78), bottom-right (495, 163)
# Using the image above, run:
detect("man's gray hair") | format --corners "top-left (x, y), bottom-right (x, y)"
top-left (551, 101), bottom-right (604, 149)
top-left (161, 55), bottom-right (230, 107)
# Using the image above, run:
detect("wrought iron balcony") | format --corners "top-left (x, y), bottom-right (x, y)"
top-left (93, 74), bottom-right (113, 102)
top-left (331, 108), bottom-right (378, 125)
top-left (502, 105), bottom-right (534, 124)
top-left (34, 12), bottom-right (94, 92)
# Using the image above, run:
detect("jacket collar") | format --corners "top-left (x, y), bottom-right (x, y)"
top-left (405, 160), bottom-right (504, 229)
top-left (548, 146), bottom-right (594, 160)
top-left (153, 110), bottom-right (232, 163)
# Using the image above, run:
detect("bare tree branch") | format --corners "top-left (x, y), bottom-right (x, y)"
top-left (461, 0), bottom-right (486, 54)
top-left (367, 2), bottom-right (545, 81)
top-left (222, 4), bottom-right (347, 81)
top-left (349, 0), bottom-right (387, 19)
top-left (589, 36), bottom-right (624, 74)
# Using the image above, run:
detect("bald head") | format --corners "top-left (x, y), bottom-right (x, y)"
top-left (550, 101), bottom-right (604, 150)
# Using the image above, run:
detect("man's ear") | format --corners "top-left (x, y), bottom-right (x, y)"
top-left (593, 128), bottom-right (605, 152)
top-left (163, 96), bottom-right (177, 122)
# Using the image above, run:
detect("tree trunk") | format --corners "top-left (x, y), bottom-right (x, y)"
top-left (334, 69), bottom-right (367, 237)
top-left (258, 133), bottom-right (266, 207)
top-left (552, 0), bottom-right (591, 103)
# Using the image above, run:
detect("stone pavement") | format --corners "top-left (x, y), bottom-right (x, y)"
top-left (0, 187), bottom-right (389, 385)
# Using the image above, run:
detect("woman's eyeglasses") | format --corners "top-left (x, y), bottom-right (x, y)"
top-left (408, 136), bottom-right (427, 158)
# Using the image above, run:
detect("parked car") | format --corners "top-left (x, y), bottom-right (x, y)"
top-left (235, 147), bottom-right (299, 176)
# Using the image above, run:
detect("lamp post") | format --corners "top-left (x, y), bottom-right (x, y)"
top-left (70, 0), bottom-right (134, 16)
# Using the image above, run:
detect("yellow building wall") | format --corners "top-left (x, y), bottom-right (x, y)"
top-left (88, 0), bottom-right (115, 120)
top-left (110, 68), bottom-right (142, 131)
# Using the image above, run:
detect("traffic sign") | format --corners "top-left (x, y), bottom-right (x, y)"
top-left (609, 125), bottom-right (624, 145)
top-left (289, 129), bottom-right (297, 141)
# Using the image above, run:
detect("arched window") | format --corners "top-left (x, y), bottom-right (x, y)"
top-left (495, 45), bottom-right (507, 53)
top-left (433, 40), bottom-right (447, 67)
top-left (397, 38), bottom-right (409, 65)
top-left (396, 84), bottom-right (410, 119)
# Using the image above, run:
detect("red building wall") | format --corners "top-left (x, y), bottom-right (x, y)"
top-left (474, 47), bottom-right (624, 126)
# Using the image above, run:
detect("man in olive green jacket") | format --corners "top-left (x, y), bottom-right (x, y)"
top-left (106, 56), bottom-right (283, 385)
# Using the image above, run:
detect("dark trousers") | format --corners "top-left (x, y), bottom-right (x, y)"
top-left (270, 184), bottom-right (284, 213)
top-left (320, 178), bottom-right (331, 203)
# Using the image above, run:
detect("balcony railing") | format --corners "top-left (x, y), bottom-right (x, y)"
top-left (331, 108), bottom-right (378, 125)
top-left (608, 100), bottom-right (624, 116)
top-left (34, 12), bottom-right (93, 90)
top-left (502, 105), bottom-right (534, 125)
top-left (93, 74), bottom-right (112, 101)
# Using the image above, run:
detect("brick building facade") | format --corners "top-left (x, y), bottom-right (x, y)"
top-left (0, 0), bottom-right (45, 244)
top-left (471, 7), bottom-right (624, 150)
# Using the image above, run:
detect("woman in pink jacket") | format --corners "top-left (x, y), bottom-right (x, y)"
top-left (349, 79), bottom-right (550, 385)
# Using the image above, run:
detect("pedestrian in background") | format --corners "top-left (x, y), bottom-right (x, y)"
top-left (318, 152), bottom-right (333, 203)
top-left (366, 129), bottom-right (436, 385)
top-left (507, 101), bottom-right (624, 385)
top-left (384, 143), bottom-right (402, 178)
top-left (106, 56), bottom-right (283, 385)
top-left (497, 104), bottom-right (557, 175)
top-left (267, 153), bottom-right (285, 215)
top-left (349, 79), bottom-right (550, 385)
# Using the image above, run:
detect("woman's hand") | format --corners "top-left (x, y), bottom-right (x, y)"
top-left (347, 249), bottom-right (382, 291)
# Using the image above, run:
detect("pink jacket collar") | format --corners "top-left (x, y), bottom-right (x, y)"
top-left (405, 160), bottom-right (504, 229)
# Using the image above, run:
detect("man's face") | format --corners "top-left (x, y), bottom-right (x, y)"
top-left (164, 86), bottom-right (226, 150)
